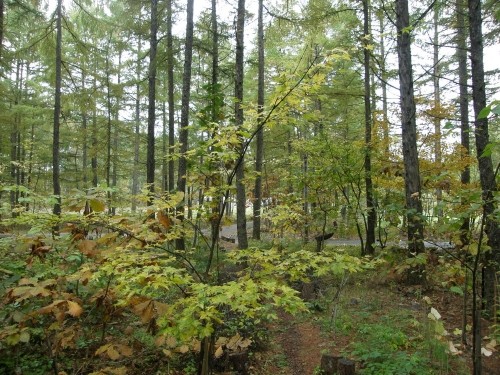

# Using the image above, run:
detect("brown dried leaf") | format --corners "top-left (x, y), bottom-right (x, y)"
top-left (78, 240), bottom-right (98, 257)
top-left (214, 346), bottom-right (224, 359)
top-left (133, 300), bottom-right (154, 324)
top-left (176, 345), bottom-right (190, 354)
top-left (157, 211), bottom-right (172, 230)
top-left (107, 346), bottom-right (121, 360)
top-left (95, 344), bottom-right (111, 356)
top-left (66, 301), bottom-right (83, 318)
top-left (118, 344), bottom-right (133, 357)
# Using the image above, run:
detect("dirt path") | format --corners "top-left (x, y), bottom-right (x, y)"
top-left (274, 313), bottom-right (326, 375)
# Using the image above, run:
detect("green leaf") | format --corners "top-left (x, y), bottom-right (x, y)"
top-left (492, 104), bottom-right (500, 115)
top-left (480, 143), bottom-right (494, 158)
top-left (449, 286), bottom-right (463, 296)
top-left (443, 121), bottom-right (455, 130)
top-left (478, 106), bottom-right (491, 119)
top-left (89, 199), bottom-right (105, 212)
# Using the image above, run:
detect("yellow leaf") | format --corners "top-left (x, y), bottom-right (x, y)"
top-left (485, 339), bottom-right (497, 351)
top-left (19, 330), bottom-right (30, 343)
top-left (89, 199), bottom-right (105, 213)
top-left (95, 344), bottom-right (111, 356)
top-left (177, 345), bottom-right (189, 354)
top-left (107, 346), bottom-right (121, 360)
top-left (166, 336), bottom-right (177, 348)
top-left (428, 307), bottom-right (441, 321)
top-left (66, 301), bottom-right (83, 318)
top-left (214, 346), bottom-right (224, 359)
top-left (118, 344), bottom-right (133, 357)
top-left (448, 341), bottom-right (460, 355)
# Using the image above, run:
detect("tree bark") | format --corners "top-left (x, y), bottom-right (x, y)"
top-left (378, 11), bottom-right (389, 156)
top-left (91, 51), bottom-right (98, 189)
top-left (433, 6), bottom-right (443, 220)
top-left (0, 0), bottom-right (4, 61)
top-left (167, 0), bottom-right (175, 193)
top-left (176, 0), bottom-right (195, 250)
top-left (396, 0), bottom-right (425, 284)
top-left (457, 0), bottom-right (470, 246)
top-left (105, 43), bottom-right (112, 212)
top-left (235, 0), bottom-right (248, 249)
top-left (468, 0), bottom-right (500, 320)
top-left (52, 0), bottom-right (62, 217)
top-left (81, 67), bottom-right (89, 190)
top-left (132, 31), bottom-right (141, 212)
top-left (146, 0), bottom-right (158, 204)
top-left (253, 0), bottom-right (265, 241)
top-left (363, 0), bottom-right (376, 256)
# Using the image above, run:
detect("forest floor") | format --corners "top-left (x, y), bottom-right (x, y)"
top-left (249, 279), bottom-right (500, 375)
top-left (217, 226), bottom-right (499, 375)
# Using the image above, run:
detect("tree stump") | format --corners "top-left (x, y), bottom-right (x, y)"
top-left (228, 351), bottom-right (248, 375)
top-left (301, 281), bottom-right (315, 301)
top-left (338, 358), bottom-right (355, 375)
top-left (320, 354), bottom-right (342, 374)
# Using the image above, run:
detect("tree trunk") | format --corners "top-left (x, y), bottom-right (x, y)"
top-left (132, 32), bottom-right (142, 212)
top-left (253, 0), bottom-right (265, 241)
top-left (235, 0), bottom-right (248, 249)
top-left (378, 11), bottom-right (389, 156)
top-left (111, 50), bottom-right (121, 216)
top-left (105, 45), bottom-right (112, 212)
top-left (52, 0), bottom-right (62, 217)
top-left (209, 0), bottom-right (221, 244)
top-left (10, 59), bottom-right (21, 215)
top-left (176, 0), bottom-right (195, 250)
top-left (456, 0), bottom-right (470, 348)
top-left (167, 0), bottom-right (175, 193)
top-left (468, 0), bottom-right (500, 320)
top-left (146, 0), bottom-right (158, 204)
top-left (457, 0), bottom-right (470, 247)
top-left (363, 0), bottom-right (376, 256)
top-left (0, 0), bottom-right (3, 61)
top-left (433, 6), bottom-right (443, 220)
top-left (396, 0), bottom-right (425, 284)
top-left (81, 68), bottom-right (89, 189)
top-left (91, 53), bottom-right (98, 189)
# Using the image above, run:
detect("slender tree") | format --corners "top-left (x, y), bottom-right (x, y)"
top-left (362, 0), bottom-right (376, 255)
top-left (253, 0), bottom-right (265, 240)
top-left (457, 0), bottom-right (470, 245)
top-left (146, 0), bottom-right (158, 203)
top-left (455, 0), bottom-right (473, 354)
top-left (468, 0), bottom-right (500, 320)
top-left (52, 0), bottom-right (63, 217)
top-left (433, 5), bottom-right (443, 219)
top-left (0, 0), bottom-right (4, 61)
top-left (132, 29), bottom-right (142, 212)
top-left (396, 0), bottom-right (425, 284)
top-left (176, 0), bottom-right (195, 250)
top-left (167, 0), bottom-right (175, 193)
top-left (235, 0), bottom-right (248, 249)
top-left (378, 9), bottom-right (390, 155)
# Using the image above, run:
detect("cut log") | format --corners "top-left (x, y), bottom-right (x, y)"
top-left (320, 354), bottom-right (342, 374)
top-left (314, 232), bottom-right (334, 242)
top-left (338, 358), bottom-right (355, 375)
top-left (221, 235), bottom-right (236, 243)
top-left (228, 351), bottom-right (248, 375)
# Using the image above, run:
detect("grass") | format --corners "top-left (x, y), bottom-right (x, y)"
top-left (310, 265), bottom-right (471, 375)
